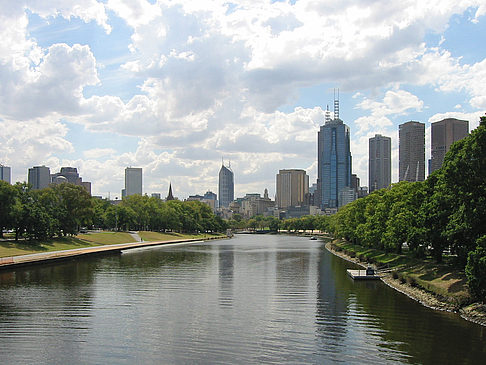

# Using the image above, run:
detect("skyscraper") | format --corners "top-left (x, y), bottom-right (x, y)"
top-left (317, 100), bottom-right (352, 209)
top-left (430, 118), bottom-right (469, 173)
top-left (399, 121), bottom-right (425, 182)
top-left (369, 134), bottom-right (391, 192)
top-left (28, 166), bottom-right (51, 189)
top-left (0, 164), bottom-right (11, 184)
top-left (276, 169), bottom-right (309, 209)
top-left (218, 162), bottom-right (234, 208)
top-left (124, 167), bottom-right (142, 197)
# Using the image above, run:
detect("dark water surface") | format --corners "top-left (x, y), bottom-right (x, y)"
top-left (0, 234), bottom-right (484, 364)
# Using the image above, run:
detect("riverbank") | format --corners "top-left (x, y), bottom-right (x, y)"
top-left (0, 232), bottom-right (226, 270)
top-left (325, 240), bottom-right (486, 327)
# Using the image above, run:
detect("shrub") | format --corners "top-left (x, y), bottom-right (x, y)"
top-left (407, 276), bottom-right (417, 287)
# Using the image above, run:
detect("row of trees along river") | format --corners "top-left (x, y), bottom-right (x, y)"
top-left (0, 183), bottom-right (227, 240)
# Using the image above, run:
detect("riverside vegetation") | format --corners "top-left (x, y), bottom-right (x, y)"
top-left (0, 181), bottom-right (227, 256)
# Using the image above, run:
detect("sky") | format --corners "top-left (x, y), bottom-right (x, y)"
top-left (0, 0), bottom-right (485, 200)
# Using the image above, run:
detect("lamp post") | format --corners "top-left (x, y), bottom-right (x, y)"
top-left (115, 197), bottom-right (118, 232)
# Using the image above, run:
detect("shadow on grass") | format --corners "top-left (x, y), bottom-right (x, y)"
top-left (0, 239), bottom-right (47, 253)
top-left (1, 237), bottom-right (90, 252)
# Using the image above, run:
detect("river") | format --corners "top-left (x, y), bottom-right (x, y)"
top-left (0, 234), bottom-right (484, 364)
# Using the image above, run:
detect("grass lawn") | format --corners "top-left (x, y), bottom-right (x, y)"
top-left (76, 232), bottom-right (135, 245)
top-left (0, 231), bottom-right (225, 258)
top-left (0, 237), bottom-right (108, 258)
top-left (334, 240), bottom-right (470, 304)
top-left (137, 231), bottom-right (224, 242)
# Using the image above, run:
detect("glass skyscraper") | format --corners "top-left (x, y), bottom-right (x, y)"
top-left (317, 117), bottom-right (352, 209)
top-left (218, 163), bottom-right (234, 208)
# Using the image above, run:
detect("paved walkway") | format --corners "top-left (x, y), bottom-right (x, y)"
top-left (128, 231), bottom-right (143, 242)
top-left (0, 236), bottom-right (224, 270)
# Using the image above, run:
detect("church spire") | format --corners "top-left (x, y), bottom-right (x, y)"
top-left (166, 182), bottom-right (174, 201)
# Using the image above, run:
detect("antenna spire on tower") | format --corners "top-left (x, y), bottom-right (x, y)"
top-left (325, 104), bottom-right (331, 124)
top-left (333, 88), bottom-right (340, 120)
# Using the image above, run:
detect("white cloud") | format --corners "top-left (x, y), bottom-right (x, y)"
top-left (83, 148), bottom-right (116, 159)
top-left (27, 0), bottom-right (112, 33)
top-left (1, 0), bottom-right (486, 197)
top-left (354, 89), bottom-right (423, 135)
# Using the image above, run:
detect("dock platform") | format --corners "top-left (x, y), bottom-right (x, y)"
top-left (347, 269), bottom-right (381, 280)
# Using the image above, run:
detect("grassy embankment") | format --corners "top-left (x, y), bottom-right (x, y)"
top-left (0, 231), bottom-right (224, 259)
top-left (331, 239), bottom-right (470, 308)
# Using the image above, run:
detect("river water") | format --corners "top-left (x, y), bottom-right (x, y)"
top-left (0, 234), bottom-right (484, 364)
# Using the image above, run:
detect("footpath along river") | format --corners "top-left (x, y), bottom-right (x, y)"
top-left (0, 234), bottom-right (484, 364)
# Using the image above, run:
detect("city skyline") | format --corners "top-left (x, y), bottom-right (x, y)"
top-left (0, 2), bottom-right (485, 199)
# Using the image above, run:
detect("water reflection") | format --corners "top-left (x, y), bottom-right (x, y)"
top-left (217, 244), bottom-right (234, 307)
top-left (0, 235), bottom-right (484, 364)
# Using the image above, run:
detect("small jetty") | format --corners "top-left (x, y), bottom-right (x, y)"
top-left (347, 267), bottom-right (381, 280)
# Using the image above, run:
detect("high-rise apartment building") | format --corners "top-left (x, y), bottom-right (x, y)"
top-left (28, 165), bottom-right (51, 190)
top-left (124, 167), bottom-right (142, 197)
top-left (430, 118), bottom-right (469, 173)
top-left (317, 101), bottom-right (352, 209)
top-left (399, 121), bottom-right (425, 182)
top-left (218, 163), bottom-right (234, 208)
top-left (276, 169), bottom-right (309, 209)
top-left (369, 134), bottom-right (391, 192)
top-left (0, 164), bottom-right (11, 184)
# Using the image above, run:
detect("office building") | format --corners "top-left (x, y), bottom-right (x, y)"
top-left (204, 191), bottom-right (217, 201)
top-left (351, 174), bottom-right (360, 193)
top-left (124, 167), bottom-right (142, 197)
top-left (338, 186), bottom-right (356, 208)
top-left (399, 121), bottom-right (425, 182)
top-left (369, 134), bottom-right (391, 192)
top-left (317, 100), bottom-right (352, 209)
top-left (430, 118), bottom-right (469, 173)
top-left (81, 181), bottom-right (92, 195)
top-left (218, 162), bottom-right (234, 208)
top-left (28, 165), bottom-right (51, 190)
top-left (51, 167), bottom-right (91, 194)
top-left (276, 169), bottom-right (309, 209)
top-left (0, 164), bottom-right (11, 184)
top-left (51, 167), bottom-right (81, 184)
top-left (240, 190), bottom-right (274, 218)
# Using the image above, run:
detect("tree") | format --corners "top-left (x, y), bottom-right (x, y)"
top-left (122, 194), bottom-right (151, 231)
top-left (52, 183), bottom-right (94, 235)
top-left (91, 198), bottom-right (111, 229)
top-left (466, 235), bottom-right (486, 302)
top-left (438, 115), bottom-right (486, 265)
top-left (0, 180), bottom-right (17, 237)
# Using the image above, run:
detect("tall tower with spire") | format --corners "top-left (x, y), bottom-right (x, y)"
top-left (316, 91), bottom-right (352, 209)
top-left (218, 160), bottom-right (234, 208)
